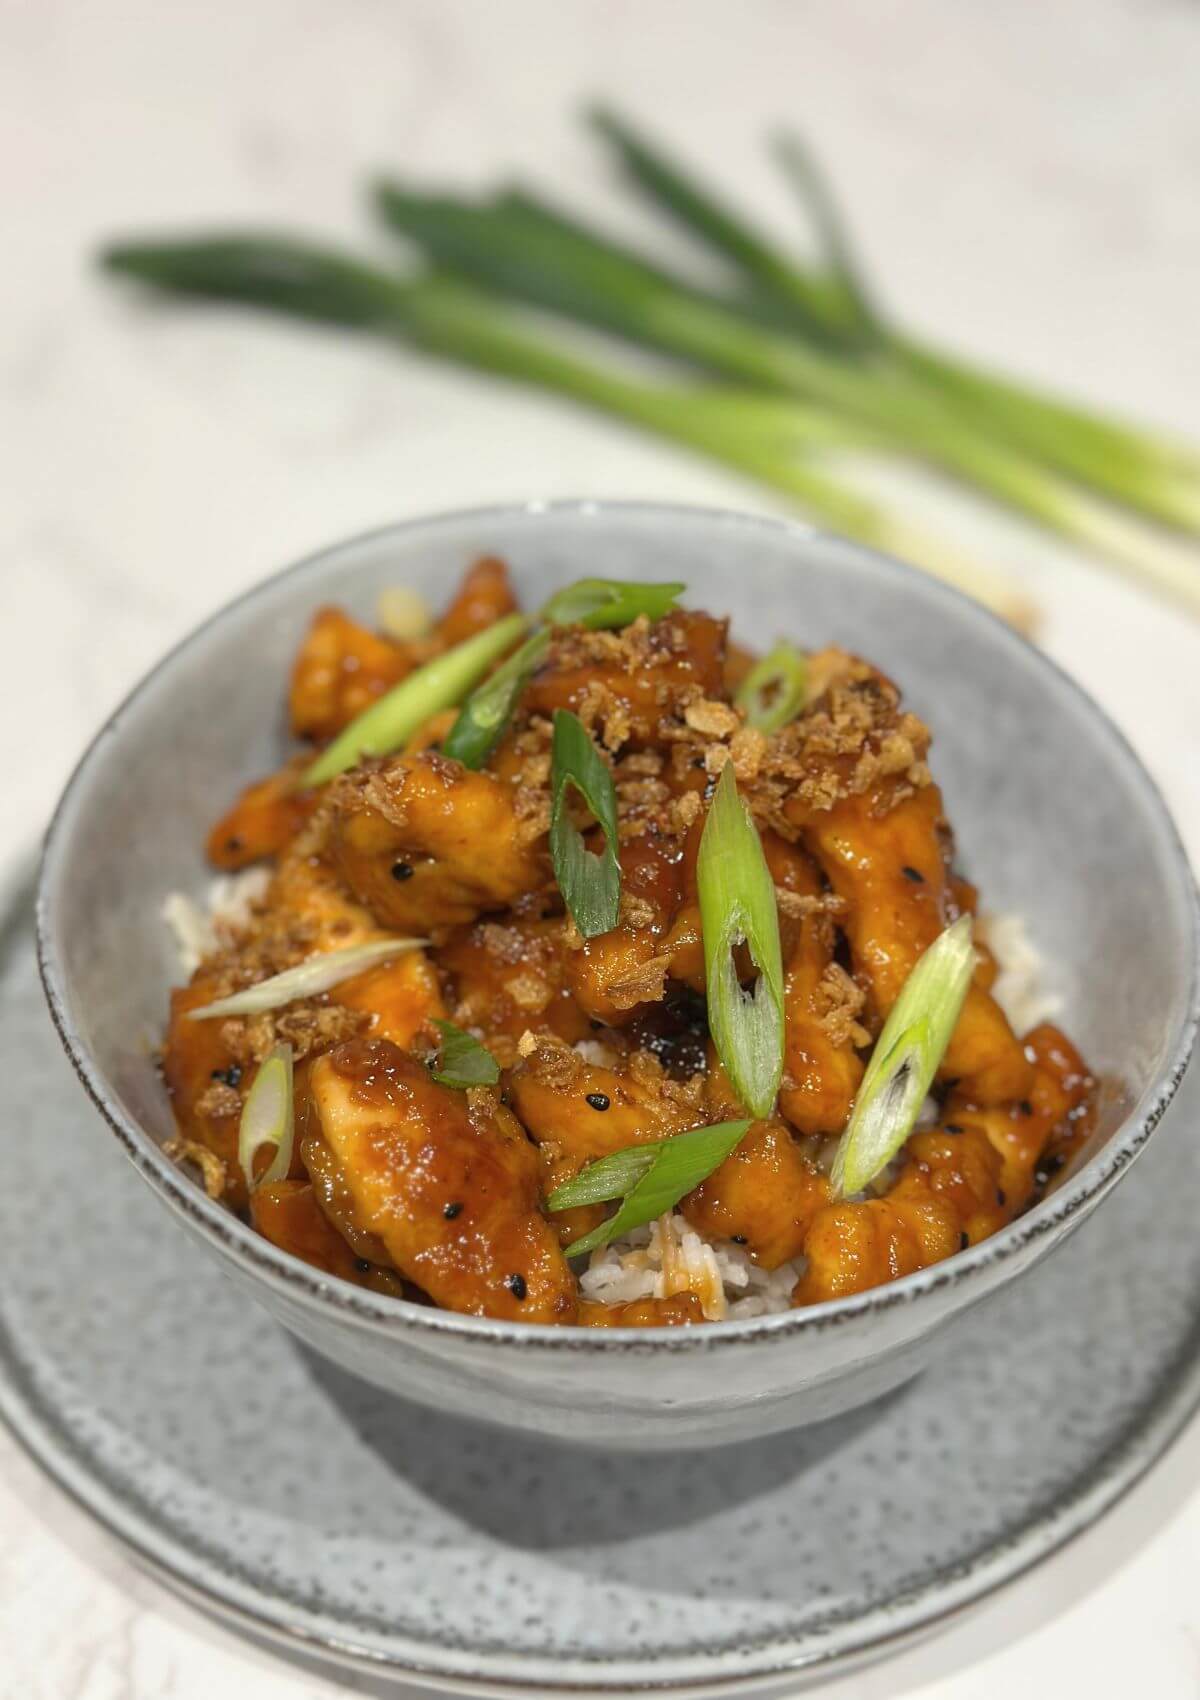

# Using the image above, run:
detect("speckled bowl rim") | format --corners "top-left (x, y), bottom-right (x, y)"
top-left (36, 499), bottom-right (1200, 1359)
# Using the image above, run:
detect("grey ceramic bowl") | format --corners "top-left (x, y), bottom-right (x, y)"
top-left (38, 501), bottom-right (1199, 1451)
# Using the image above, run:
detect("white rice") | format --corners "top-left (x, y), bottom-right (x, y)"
top-left (579, 1213), bottom-right (803, 1322)
top-left (165, 878), bottom-right (1049, 1320)
top-left (979, 911), bottom-right (1063, 1031)
top-left (162, 867), bottom-right (271, 976)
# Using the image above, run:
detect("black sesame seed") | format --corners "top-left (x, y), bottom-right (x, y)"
top-left (997, 1188), bottom-right (1007, 1206)
top-left (507, 1273), bottom-right (527, 1301)
top-left (1034, 1153), bottom-right (1065, 1189)
top-left (959, 1232), bottom-right (970, 1251)
top-left (585, 1091), bottom-right (611, 1112)
top-left (354, 1258), bottom-right (372, 1273)
top-left (210, 1064), bottom-right (243, 1087)
top-left (443, 1201), bottom-right (463, 1220)
top-left (224, 836), bottom-right (243, 853)
top-left (391, 860), bottom-right (415, 882)
top-left (1019, 1099), bottom-right (1033, 1117)
top-left (589, 1018), bottom-right (604, 1030)
top-left (731, 1234), bottom-right (748, 1246)
top-left (901, 865), bottom-right (925, 883)
top-left (944, 1122), bottom-right (964, 1134)
top-left (691, 757), bottom-right (706, 770)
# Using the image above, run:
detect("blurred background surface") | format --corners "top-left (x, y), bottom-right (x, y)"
top-left (3, 2), bottom-right (1200, 1696)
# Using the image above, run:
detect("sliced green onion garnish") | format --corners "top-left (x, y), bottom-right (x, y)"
top-left (697, 762), bottom-right (784, 1119)
top-left (303, 612), bottom-right (528, 786)
top-left (549, 709), bottom-right (621, 940)
top-left (540, 577), bottom-right (685, 630)
top-left (429, 1019), bottom-right (500, 1088)
top-left (238, 1041), bottom-right (294, 1192)
top-left (548, 1118), bottom-right (753, 1258)
top-left (442, 627), bottom-right (551, 769)
top-left (830, 914), bottom-right (976, 1199)
top-left (735, 642), bottom-right (808, 732)
top-left (187, 937), bottom-right (427, 1019)
top-left (376, 585), bottom-right (432, 640)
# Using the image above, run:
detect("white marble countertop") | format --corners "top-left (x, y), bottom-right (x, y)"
top-left (3, 1), bottom-right (1200, 1694)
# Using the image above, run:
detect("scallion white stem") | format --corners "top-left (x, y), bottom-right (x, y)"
top-left (188, 937), bottom-right (427, 1019)
top-left (830, 915), bottom-right (976, 1198)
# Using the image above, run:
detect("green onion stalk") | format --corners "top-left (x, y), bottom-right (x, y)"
top-left (696, 763), bottom-right (785, 1120)
top-left (189, 936), bottom-right (428, 1019)
top-left (304, 608), bottom-right (529, 784)
top-left (547, 1118), bottom-right (754, 1259)
top-left (541, 577), bottom-right (685, 629)
top-left (830, 915), bottom-right (976, 1198)
top-left (99, 236), bottom-right (1028, 621)
top-left (735, 642), bottom-right (808, 732)
top-left (549, 708), bottom-right (622, 940)
top-left (443, 627), bottom-right (551, 769)
top-left (590, 105), bottom-right (1200, 531)
top-left (372, 181), bottom-right (1200, 612)
top-left (238, 1041), bottom-right (295, 1193)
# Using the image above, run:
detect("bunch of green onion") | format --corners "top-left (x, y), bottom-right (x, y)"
top-left (98, 106), bottom-right (1200, 622)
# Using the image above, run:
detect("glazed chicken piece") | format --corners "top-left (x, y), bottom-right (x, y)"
top-left (762, 832), bottom-right (866, 1137)
top-left (566, 795), bottom-right (718, 1025)
top-left (793, 1119), bottom-right (1008, 1306)
top-left (289, 607), bottom-right (413, 742)
top-left (674, 1052), bottom-right (830, 1267)
top-left (802, 783), bottom-right (1032, 1105)
top-left (256, 846), bottom-right (447, 1047)
top-left (939, 1024), bottom-right (1095, 1214)
top-left (509, 1038), bottom-right (699, 1194)
top-left (251, 1179), bottom-right (405, 1296)
top-left (438, 916), bottom-right (589, 1060)
top-left (565, 830), bottom-right (687, 1025)
top-left (162, 846), bottom-right (444, 1205)
top-left (793, 1024), bottom-right (1094, 1304)
top-left (767, 651), bottom-right (1030, 1105)
top-left (683, 1120), bottom-right (829, 1269)
top-left (307, 1038), bottom-right (578, 1322)
top-left (793, 1185), bottom-right (965, 1305)
top-left (523, 610), bottom-right (727, 747)
top-left (205, 617), bottom-right (404, 874)
top-left (162, 975), bottom-right (253, 1206)
top-left (326, 751), bottom-right (550, 932)
top-left (208, 557), bottom-right (519, 867)
top-left (435, 555), bottom-right (519, 646)
top-left (161, 854), bottom-right (365, 1205)
top-left (206, 757), bottom-right (322, 871)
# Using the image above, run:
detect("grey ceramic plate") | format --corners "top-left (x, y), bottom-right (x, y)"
top-left (5, 891), bottom-right (1200, 1694)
